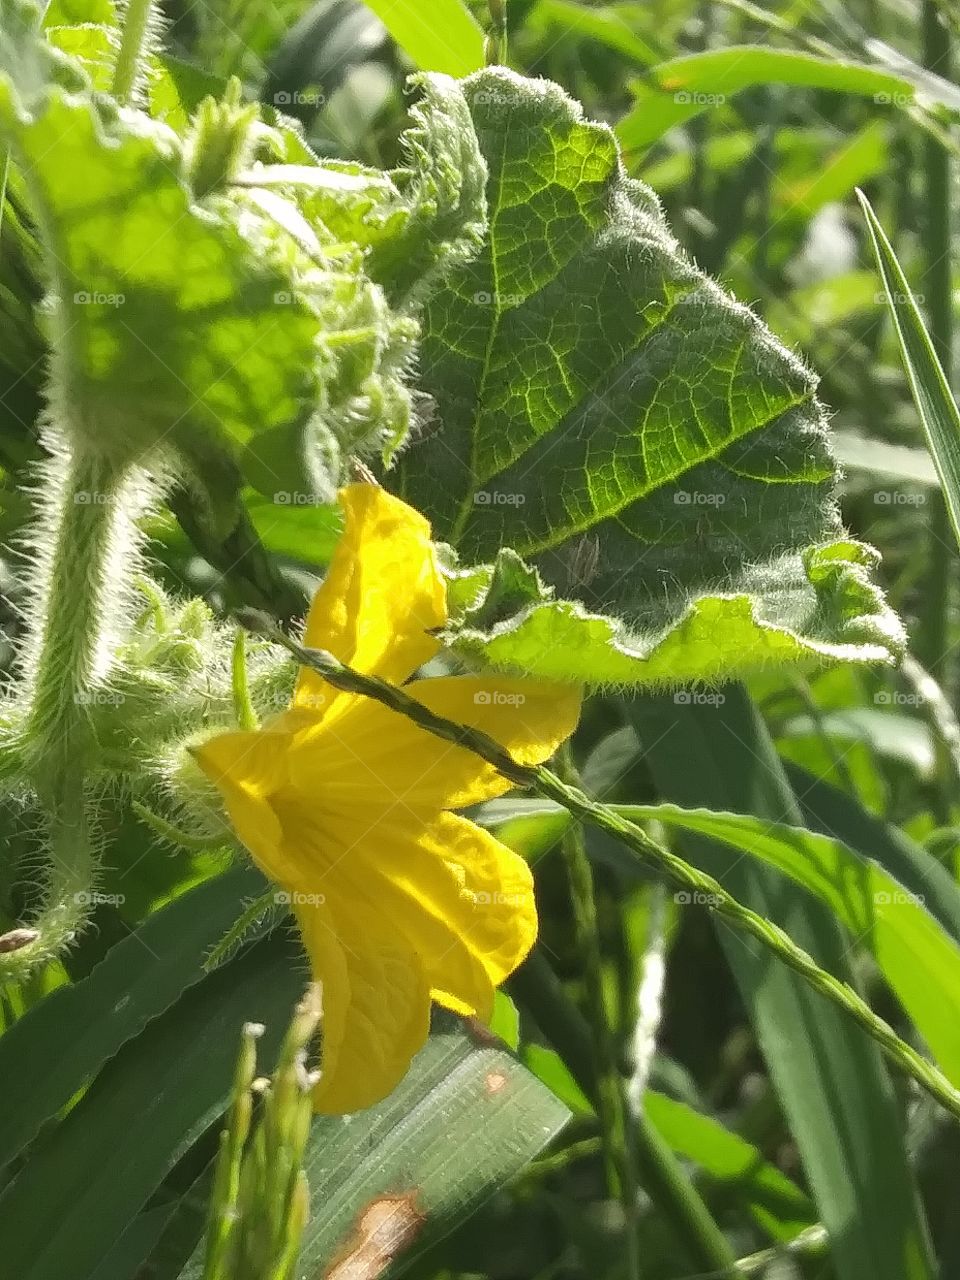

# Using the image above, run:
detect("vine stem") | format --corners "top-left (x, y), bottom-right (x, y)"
top-left (111, 0), bottom-right (159, 106)
top-left (556, 743), bottom-right (642, 1280)
top-left (485, 0), bottom-right (508, 64)
top-left (509, 949), bottom-right (740, 1278)
top-left (239, 611), bottom-right (960, 1126)
top-left (1, 448), bottom-right (132, 981)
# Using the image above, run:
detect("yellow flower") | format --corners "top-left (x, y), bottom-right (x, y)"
top-left (194, 484), bottom-right (581, 1114)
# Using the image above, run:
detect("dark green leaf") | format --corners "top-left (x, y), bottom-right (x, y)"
top-left (402, 68), bottom-right (903, 685)
top-left (630, 687), bottom-right (935, 1280)
top-left (0, 865), bottom-right (266, 1172)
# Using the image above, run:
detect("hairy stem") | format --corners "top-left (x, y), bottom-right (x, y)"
top-left (23, 450), bottom-right (126, 774)
top-left (112, 0), bottom-right (159, 106)
top-left (2, 447), bottom-right (133, 982)
top-left (242, 613), bottom-right (960, 1125)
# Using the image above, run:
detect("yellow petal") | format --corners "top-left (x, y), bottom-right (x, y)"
top-left (294, 485), bottom-right (446, 714)
top-left (417, 811), bottom-right (538, 1010)
top-left (345, 807), bottom-right (535, 1019)
top-left (275, 795), bottom-right (536, 1020)
top-left (288, 674), bottom-right (582, 810)
top-left (294, 896), bottom-right (432, 1114)
top-left (191, 728), bottom-right (288, 874)
top-left (264, 798), bottom-right (487, 1017)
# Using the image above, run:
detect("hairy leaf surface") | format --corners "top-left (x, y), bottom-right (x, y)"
top-left (0, 0), bottom-right (484, 520)
top-left (402, 68), bottom-right (903, 684)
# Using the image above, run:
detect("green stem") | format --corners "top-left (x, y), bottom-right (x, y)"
top-left (203, 1021), bottom-right (259, 1279)
top-left (2, 449), bottom-right (131, 982)
top-left (131, 800), bottom-right (231, 853)
top-left (111, 0), bottom-right (158, 106)
top-left (509, 949), bottom-right (740, 1278)
top-left (557, 745), bottom-right (642, 1280)
top-left (232, 631), bottom-right (259, 731)
top-left (789, 674), bottom-right (858, 798)
top-left (736, 1225), bottom-right (829, 1274)
top-left (242, 613), bottom-right (960, 1126)
top-left (485, 0), bottom-right (508, 64)
top-left (24, 452), bottom-right (126, 771)
top-left (626, 881), bottom-right (668, 1111)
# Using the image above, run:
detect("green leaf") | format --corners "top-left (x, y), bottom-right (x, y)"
top-left (0, 864), bottom-right (266, 1173)
top-left (358, 0), bottom-right (484, 76)
top-left (529, 1), bottom-right (659, 66)
top-left (298, 1014), bottom-right (568, 1276)
top-left (773, 121), bottom-right (888, 218)
top-left (779, 707), bottom-right (935, 780)
top-left (484, 780), bottom-right (960, 1090)
top-left (767, 273), bottom-right (883, 350)
top-left (443, 538), bottom-right (902, 685)
top-left (41, 0), bottom-right (115, 23)
top-left (630, 688), bottom-right (935, 1280)
top-left (785, 762), bottom-right (960, 944)
top-left (0, 937), bottom-right (302, 1280)
top-left (858, 189), bottom-right (960, 552)
top-left (0, 0), bottom-right (440, 516)
top-left (259, 74), bottom-right (487, 312)
top-left (614, 803), bottom-right (960, 1089)
top-left (0, 3), bottom-right (316, 468)
top-left (361, 71), bottom-right (488, 307)
top-left (643, 1091), bottom-right (815, 1241)
top-left (831, 429), bottom-right (939, 486)
top-left (402, 68), bottom-right (903, 685)
top-left (617, 47), bottom-right (960, 151)
top-left (175, 1013), bottom-right (569, 1279)
top-left (519, 1044), bottom-right (818, 1244)
top-left (522, 1044), bottom-right (593, 1114)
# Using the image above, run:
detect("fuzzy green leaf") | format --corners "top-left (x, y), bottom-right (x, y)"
top-left (401, 68), bottom-right (903, 685)
top-left (0, 1), bottom-right (483, 521)
top-left (0, 2), bottom-right (318, 466)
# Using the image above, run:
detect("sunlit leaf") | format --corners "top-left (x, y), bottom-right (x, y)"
top-left (859, 189), bottom-right (960, 552)
top-left (403, 68), bottom-right (903, 686)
